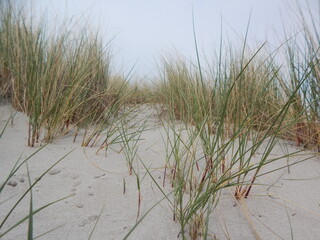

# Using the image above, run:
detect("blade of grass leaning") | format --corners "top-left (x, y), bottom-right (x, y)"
top-left (87, 204), bottom-right (105, 240)
top-left (0, 194), bottom-right (74, 238)
top-left (123, 155), bottom-right (178, 240)
top-left (0, 112), bottom-right (14, 138)
top-left (26, 162), bottom-right (33, 240)
top-left (33, 225), bottom-right (64, 240)
top-left (0, 143), bottom-right (49, 194)
top-left (284, 200), bottom-right (294, 240)
top-left (0, 148), bottom-right (75, 229)
top-left (122, 193), bottom-right (172, 240)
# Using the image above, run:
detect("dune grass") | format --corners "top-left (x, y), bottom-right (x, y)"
top-left (0, 1), bottom-right (134, 147)
top-left (151, 11), bottom-right (319, 238)
top-left (281, 4), bottom-right (320, 151)
top-left (0, 1), bottom-right (319, 240)
top-left (156, 45), bottom-right (310, 238)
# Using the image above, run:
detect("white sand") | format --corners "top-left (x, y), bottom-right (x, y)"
top-left (0, 104), bottom-right (319, 240)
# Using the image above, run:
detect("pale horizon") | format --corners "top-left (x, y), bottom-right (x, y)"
top-left (30, 0), bottom-right (319, 79)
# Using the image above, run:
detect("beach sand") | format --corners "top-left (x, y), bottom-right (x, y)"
top-left (0, 104), bottom-right (319, 240)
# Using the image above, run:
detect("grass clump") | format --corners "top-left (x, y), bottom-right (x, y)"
top-left (0, 1), bottom-right (319, 239)
top-left (156, 35), bottom-right (313, 238)
top-left (282, 4), bottom-right (320, 151)
top-left (0, 1), bottom-right (130, 147)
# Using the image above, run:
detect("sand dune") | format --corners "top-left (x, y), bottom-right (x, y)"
top-left (1, 104), bottom-right (320, 240)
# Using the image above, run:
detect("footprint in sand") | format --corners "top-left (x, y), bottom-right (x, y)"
top-left (78, 219), bottom-right (89, 227)
top-left (94, 174), bottom-right (105, 179)
top-left (72, 174), bottom-right (79, 180)
top-left (8, 176), bottom-right (25, 186)
top-left (88, 215), bottom-right (98, 221)
top-left (78, 215), bottom-right (99, 227)
top-left (75, 203), bottom-right (84, 208)
top-left (48, 168), bottom-right (61, 175)
top-left (72, 181), bottom-right (81, 188)
top-left (70, 181), bottom-right (81, 193)
top-left (7, 179), bottom-right (17, 187)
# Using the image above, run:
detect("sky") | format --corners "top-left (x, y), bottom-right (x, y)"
top-left (30, 0), bottom-right (319, 79)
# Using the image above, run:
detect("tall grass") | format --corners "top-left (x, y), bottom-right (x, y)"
top-left (0, 1), bottom-right (319, 239)
top-left (156, 34), bottom-right (314, 238)
top-left (0, 1), bottom-right (130, 147)
top-left (282, 3), bottom-right (320, 151)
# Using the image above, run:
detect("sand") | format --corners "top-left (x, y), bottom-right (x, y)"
top-left (0, 103), bottom-right (319, 240)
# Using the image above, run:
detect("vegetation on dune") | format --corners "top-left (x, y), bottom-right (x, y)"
top-left (283, 6), bottom-right (320, 151)
top-left (0, 1), bottom-right (134, 147)
top-left (155, 45), bottom-right (306, 238)
top-left (0, 0), bottom-right (319, 240)
top-left (151, 4), bottom-right (319, 238)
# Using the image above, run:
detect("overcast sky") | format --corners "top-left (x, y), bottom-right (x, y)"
top-left (31, 0), bottom-right (319, 79)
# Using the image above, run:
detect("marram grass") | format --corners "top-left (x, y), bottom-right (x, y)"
top-left (0, 2), bottom-right (132, 147)
top-left (0, 1), bottom-right (319, 240)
